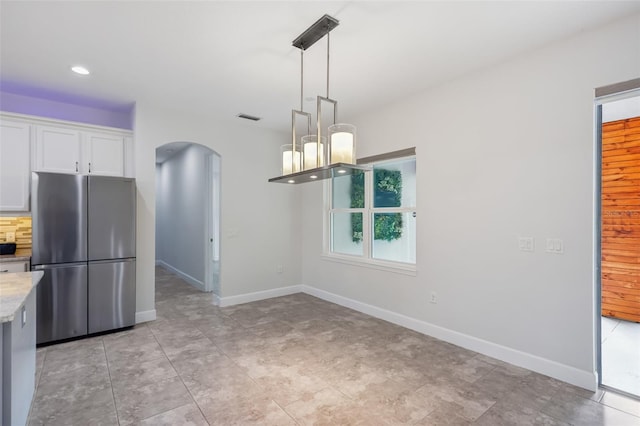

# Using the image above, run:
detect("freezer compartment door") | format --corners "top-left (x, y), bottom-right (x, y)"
top-left (31, 172), bottom-right (87, 265)
top-left (35, 263), bottom-right (88, 344)
top-left (88, 259), bottom-right (136, 334)
top-left (88, 176), bottom-right (136, 260)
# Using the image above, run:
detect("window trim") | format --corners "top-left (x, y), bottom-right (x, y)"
top-left (323, 151), bottom-right (417, 274)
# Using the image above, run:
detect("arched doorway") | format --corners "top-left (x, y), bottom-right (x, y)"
top-left (155, 142), bottom-right (221, 295)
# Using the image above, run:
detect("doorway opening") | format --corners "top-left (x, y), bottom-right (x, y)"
top-left (155, 142), bottom-right (221, 298)
top-left (596, 84), bottom-right (640, 398)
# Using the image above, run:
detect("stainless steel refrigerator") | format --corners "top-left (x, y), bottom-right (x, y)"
top-left (31, 172), bottom-right (136, 345)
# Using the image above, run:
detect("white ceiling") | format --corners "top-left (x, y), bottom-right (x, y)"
top-left (2, 1), bottom-right (639, 132)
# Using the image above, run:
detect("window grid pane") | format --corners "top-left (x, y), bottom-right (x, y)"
top-left (373, 158), bottom-right (416, 209)
top-left (328, 156), bottom-right (416, 265)
top-left (331, 212), bottom-right (364, 256)
top-left (332, 170), bottom-right (364, 209)
top-left (371, 211), bottom-right (416, 264)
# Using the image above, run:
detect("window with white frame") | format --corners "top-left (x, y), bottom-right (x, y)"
top-left (326, 153), bottom-right (416, 268)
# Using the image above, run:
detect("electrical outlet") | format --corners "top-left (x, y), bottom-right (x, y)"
top-left (276, 265), bottom-right (284, 274)
top-left (430, 292), bottom-right (437, 304)
top-left (5, 232), bottom-right (15, 242)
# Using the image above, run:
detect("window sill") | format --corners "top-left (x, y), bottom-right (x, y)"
top-left (321, 253), bottom-right (417, 276)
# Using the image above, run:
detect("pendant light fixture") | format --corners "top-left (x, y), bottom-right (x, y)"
top-left (269, 14), bottom-right (368, 184)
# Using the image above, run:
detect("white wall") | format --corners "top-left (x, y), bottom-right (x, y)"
top-left (301, 14), bottom-right (640, 390)
top-left (156, 144), bottom-right (212, 288)
top-left (0, 91), bottom-right (133, 129)
top-left (603, 95), bottom-right (640, 122)
top-left (134, 105), bottom-right (301, 316)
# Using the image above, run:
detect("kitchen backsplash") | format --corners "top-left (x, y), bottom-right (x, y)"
top-left (0, 217), bottom-right (32, 250)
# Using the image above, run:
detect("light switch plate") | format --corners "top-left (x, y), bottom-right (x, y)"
top-left (546, 238), bottom-right (564, 254)
top-left (6, 231), bottom-right (15, 242)
top-left (518, 237), bottom-right (535, 252)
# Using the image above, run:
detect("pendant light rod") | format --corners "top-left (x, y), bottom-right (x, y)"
top-left (326, 31), bottom-right (330, 99)
top-left (300, 49), bottom-right (304, 110)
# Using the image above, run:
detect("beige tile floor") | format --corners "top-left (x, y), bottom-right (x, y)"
top-left (28, 267), bottom-right (640, 425)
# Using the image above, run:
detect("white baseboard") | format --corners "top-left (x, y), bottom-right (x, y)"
top-left (156, 260), bottom-right (205, 291)
top-left (301, 285), bottom-right (597, 392)
top-left (219, 285), bottom-right (303, 307)
top-left (212, 293), bottom-right (221, 306)
top-left (135, 309), bottom-right (156, 324)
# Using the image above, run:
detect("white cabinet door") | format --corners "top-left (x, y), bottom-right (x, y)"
top-left (83, 132), bottom-right (124, 176)
top-left (0, 120), bottom-right (31, 211)
top-left (34, 126), bottom-right (81, 174)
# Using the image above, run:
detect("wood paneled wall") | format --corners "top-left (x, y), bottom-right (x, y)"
top-left (601, 117), bottom-right (640, 323)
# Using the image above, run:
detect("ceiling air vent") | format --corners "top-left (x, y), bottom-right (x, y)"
top-left (237, 113), bottom-right (261, 121)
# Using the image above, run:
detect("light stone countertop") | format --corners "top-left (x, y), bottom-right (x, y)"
top-left (0, 271), bottom-right (44, 323)
top-left (0, 249), bottom-right (32, 263)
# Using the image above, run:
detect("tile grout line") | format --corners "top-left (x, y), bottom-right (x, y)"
top-left (26, 347), bottom-right (48, 424)
top-left (206, 335), bottom-right (304, 424)
top-left (271, 397), bottom-right (302, 426)
top-left (103, 338), bottom-right (122, 426)
top-left (146, 327), bottom-right (212, 425)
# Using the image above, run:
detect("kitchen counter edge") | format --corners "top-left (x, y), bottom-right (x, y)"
top-left (0, 250), bottom-right (32, 263)
top-left (0, 271), bottom-right (44, 323)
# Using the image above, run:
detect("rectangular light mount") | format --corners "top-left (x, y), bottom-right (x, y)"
top-left (292, 15), bottom-right (339, 50)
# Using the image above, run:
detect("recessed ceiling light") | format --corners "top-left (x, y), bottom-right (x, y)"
top-left (71, 65), bottom-right (90, 75)
top-left (337, 169), bottom-right (346, 174)
top-left (288, 179), bottom-right (295, 184)
top-left (310, 175), bottom-right (318, 179)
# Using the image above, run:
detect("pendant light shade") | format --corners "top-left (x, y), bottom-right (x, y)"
top-left (281, 144), bottom-right (301, 175)
top-left (328, 123), bottom-right (356, 164)
top-left (302, 135), bottom-right (326, 170)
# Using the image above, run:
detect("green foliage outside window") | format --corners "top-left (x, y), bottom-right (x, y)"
top-left (351, 169), bottom-right (403, 242)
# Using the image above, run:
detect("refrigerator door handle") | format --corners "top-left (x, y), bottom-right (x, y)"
top-left (32, 262), bottom-right (87, 270)
top-left (89, 258), bottom-right (136, 265)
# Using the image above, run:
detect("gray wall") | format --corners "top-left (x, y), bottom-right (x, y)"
top-left (301, 13), bottom-right (640, 390)
top-left (156, 144), bottom-right (213, 288)
top-left (136, 106), bottom-right (300, 317)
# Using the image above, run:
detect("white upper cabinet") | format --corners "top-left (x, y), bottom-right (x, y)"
top-left (32, 123), bottom-right (129, 177)
top-left (34, 125), bottom-right (82, 174)
top-left (0, 113), bottom-right (133, 213)
top-left (83, 132), bottom-right (125, 176)
top-left (0, 119), bottom-right (31, 211)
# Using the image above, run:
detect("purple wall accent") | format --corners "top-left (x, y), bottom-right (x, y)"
top-left (0, 91), bottom-right (134, 130)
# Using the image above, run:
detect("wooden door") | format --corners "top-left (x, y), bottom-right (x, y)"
top-left (601, 117), bottom-right (640, 322)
